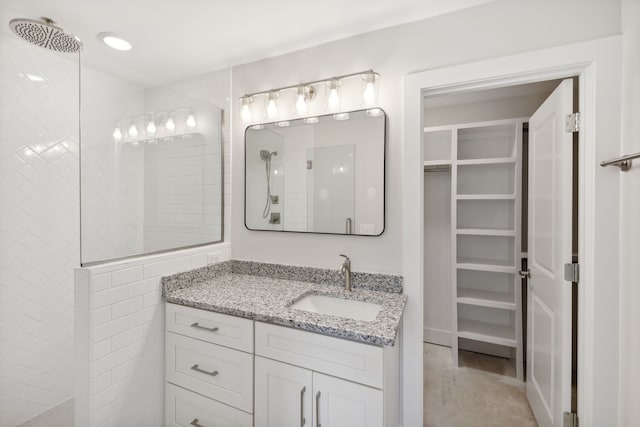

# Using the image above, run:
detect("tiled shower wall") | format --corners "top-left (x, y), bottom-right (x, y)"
top-left (75, 243), bottom-right (231, 426)
top-left (0, 33), bottom-right (79, 425)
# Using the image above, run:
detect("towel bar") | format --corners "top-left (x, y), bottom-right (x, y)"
top-left (600, 151), bottom-right (640, 172)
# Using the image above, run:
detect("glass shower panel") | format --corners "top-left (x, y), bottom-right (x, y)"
top-left (80, 78), bottom-right (224, 264)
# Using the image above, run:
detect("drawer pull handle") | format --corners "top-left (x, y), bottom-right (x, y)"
top-left (316, 391), bottom-right (321, 427)
top-left (190, 364), bottom-right (219, 377)
top-left (190, 322), bottom-right (219, 333)
top-left (300, 386), bottom-right (306, 426)
top-left (190, 418), bottom-right (204, 427)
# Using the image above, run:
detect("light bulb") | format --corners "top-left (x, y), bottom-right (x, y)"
top-left (276, 121), bottom-right (290, 127)
top-left (165, 117), bottom-right (175, 132)
top-left (266, 92), bottom-right (278, 119)
top-left (128, 124), bottom-right (138, 139)
top-left (186, 113), bottom-right (196, 129)
top-left (366, 108), bottom-right (383, 117)
top-left (327, 80), bottom-right (340, 111)
top-left (241, 97), bottom-right (252, 123)
top-left (146, 120), bottom-right (156, 136)
top-left (112, 127), bottom-right (122, 142)
top-left (304, 117), bottom-right (319, 124)
top-left (333, 112), bottom-right (350, 121)
top-left (362, 73), bottom-right (377, 106)
top-left (296, 86), bottom-right (308, 115)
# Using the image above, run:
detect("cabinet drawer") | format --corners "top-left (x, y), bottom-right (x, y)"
top-left (166, 383), bottom-right (253, 427)
top-left (166, 303), bottom-right (253, 353)
top-left (166, 332), bottom-right (253, 412)
top-left (255, 322), bottom-right (383, 388)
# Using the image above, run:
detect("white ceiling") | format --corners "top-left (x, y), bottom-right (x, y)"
top-left (0, 0), bottom-right (493, 87)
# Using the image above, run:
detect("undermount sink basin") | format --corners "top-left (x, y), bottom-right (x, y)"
top-left (290, 294), bottom-right (382, 321)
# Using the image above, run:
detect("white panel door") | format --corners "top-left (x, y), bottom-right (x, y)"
top-left (255, 356), bottom-right (312, 427)
top-left (312, 372), bottom-right (383, 427)
top-left (526, 78), bottom-right (574, 427)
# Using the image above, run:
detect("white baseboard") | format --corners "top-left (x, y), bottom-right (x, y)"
top-left (423, 327), bottom-right (452, 347)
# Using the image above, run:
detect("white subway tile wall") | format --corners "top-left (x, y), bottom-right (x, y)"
top-left (0, 33), bottom-right (79, 425)
top-left (75, 242), bottom-right (231, 426)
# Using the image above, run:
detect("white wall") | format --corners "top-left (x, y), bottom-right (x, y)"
top-left (231, 0), bottom-right (620, 274)
top-left (0, 33), bottom-right (79, 426)
top-left (618, 0), bottom-right (640, 424)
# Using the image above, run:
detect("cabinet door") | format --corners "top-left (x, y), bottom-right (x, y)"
top-left (312, 372), bottom-right (383, 427)
top-left (255, 356), bottom-right (312, 427)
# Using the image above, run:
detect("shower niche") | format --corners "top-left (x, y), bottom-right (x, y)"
top-left (244, 109), bottom-right (386, 235)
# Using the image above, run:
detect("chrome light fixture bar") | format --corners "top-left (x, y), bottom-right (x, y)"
top-left (239, 69), bottom-right (379, 124)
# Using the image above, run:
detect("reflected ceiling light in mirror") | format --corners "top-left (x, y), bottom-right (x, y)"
top-left (304, 117), bottom-right (319, 124)
top-left (165, 116), bottom-right (175, 132)
top-left (366, 108), bottom-right (383, 117)
top-left (241, 97), bottom-right (253, 123)
top-left (146, 118), bottom-right (156, 136)
top-left (333, 112), bottom-right (350, 121)
top-left (127, 123), bottom-right (138, 139)
top-left (251, 124), bottom-right (264, 130)
top-left (186, 111), bottom-right (197, 129)
top-left (266, 92), bottom-right (278, 119)
top-left (276, 121), bottom-right (290, 127)
top-left (112, 127), bottom-right (122, 142)
top-left (98, 32), bottom-right (132, 51)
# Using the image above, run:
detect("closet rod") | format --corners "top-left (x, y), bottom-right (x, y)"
top-left (424, 165), bottom-right (451, 173)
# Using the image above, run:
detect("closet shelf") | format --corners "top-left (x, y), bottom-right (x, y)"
top-left (456, 228), bottom-right (516, 237)
top-left (457, 288), bottom-right (516, 310)
top-left (457, 258), bottom-right (516, 274)
top-left (457, 319), bottom-right (517, 348)
top-left (457, 157), bottom-right (516, 166)
top-left (456, 194), bottom-right (516, 200)
top-left (423, 160), bottom-right (452, 167)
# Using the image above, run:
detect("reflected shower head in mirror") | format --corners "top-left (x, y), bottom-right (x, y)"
top-left (260, 150), bottom-right (277, 161)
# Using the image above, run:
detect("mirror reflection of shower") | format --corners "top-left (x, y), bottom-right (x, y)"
top-left (260, 149), bottom-right (278, 218)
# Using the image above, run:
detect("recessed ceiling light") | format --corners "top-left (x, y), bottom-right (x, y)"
top-left (98, 32), bottom-right (132, 51)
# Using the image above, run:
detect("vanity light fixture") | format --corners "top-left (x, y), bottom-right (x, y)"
top-left (127, 123), bottom-right (138, 139)
top-left (239, 69), bottom-right (379, 125)
top-left (165, 116), bottom-right (175, 132)
top-left (362, 72), bottom-right (378, 106)
top-left (241, 97), bottom-right (253, 123)
top-left (98, 32), bottom-right (132, 51)
top-left (266, 92), bottom-right (278, 119)
top-left (366, 108), bottom-right (384, 117)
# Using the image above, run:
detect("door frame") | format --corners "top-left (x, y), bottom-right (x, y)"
top-left (402, 36), bottom-right (622, 427)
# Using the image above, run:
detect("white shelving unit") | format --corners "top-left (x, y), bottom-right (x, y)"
top-left (424, 118), bottom-right (525, 380)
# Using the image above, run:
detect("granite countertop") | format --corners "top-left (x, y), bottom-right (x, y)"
top-left (163, 260), bottom-right (407, 346)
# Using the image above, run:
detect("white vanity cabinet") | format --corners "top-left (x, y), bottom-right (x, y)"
top-left (165, 303), bottom-right (400, 427)
top-left (165, 303), bottom-right (254, 426)
top-left (254, 322), bottom-right (398, 427)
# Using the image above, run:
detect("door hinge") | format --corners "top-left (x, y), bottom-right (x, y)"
top-left (565, 113), bottom-right (581, 133)
top-left (564, 263), bottom-right (580, 283)
top-left (563, 411), bottom-right (578, 427)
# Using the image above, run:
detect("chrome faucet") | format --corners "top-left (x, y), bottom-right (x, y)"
top-left (339, 254), bottom-right (352, 291)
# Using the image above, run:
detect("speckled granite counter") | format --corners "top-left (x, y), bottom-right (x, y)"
top-left (162, 260), bottom-right (406, 346)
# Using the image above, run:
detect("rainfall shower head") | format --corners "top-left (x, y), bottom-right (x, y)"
top-left (9, 17), bottom-right (83, 52)
top-left (260, 150), bottom-right (277, 161)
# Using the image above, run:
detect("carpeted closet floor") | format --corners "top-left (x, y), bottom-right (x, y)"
top-left (423, 343), bottom-right (538, 427)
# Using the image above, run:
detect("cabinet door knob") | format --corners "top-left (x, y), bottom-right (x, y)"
top-left (300, 386), bottom-right (306, 426)
top-left (190, 418), bottom-right (204, 427)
